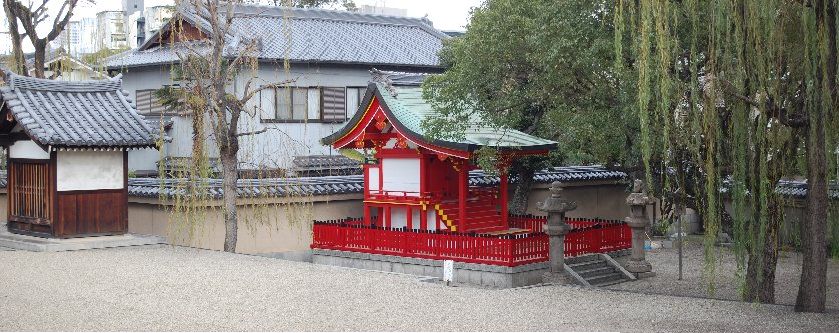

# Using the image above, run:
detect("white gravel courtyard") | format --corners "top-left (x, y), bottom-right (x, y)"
top-left (1, 245), bottom-right (837, 332)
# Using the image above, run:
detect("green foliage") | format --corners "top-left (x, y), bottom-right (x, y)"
top-left (82, 47), bottom-right (130, 68)
top-left (422, 0), bottom-right (638, 170)
top-left (616, 0), bottom-right (839, 302)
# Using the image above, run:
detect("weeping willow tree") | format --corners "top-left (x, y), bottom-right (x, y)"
top-left (153, 0), bottom-right (318, 252)
top-left (616, 0), bottom-right (838, 313)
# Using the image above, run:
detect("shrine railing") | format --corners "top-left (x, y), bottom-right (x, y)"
top-left (311, 219), bottom-right (549, 267)
top-left (564, 219), bottom-right (632, 257)
top-left (509, 215), bottom-right (632, 257)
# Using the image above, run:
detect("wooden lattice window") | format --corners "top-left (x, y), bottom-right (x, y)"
top-left (9, 160), bottom-right (51, 222)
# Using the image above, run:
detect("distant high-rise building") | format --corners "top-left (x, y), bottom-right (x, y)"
top-left (78, 18), bottom-right (97, 54)
top-left (122, 0), bottom-right (145, 16)
top-left (56, 21), bottom-right (82, 55)
top-left (358, 5), bottom-right (408, 17)
top-left (144, 5), bottom-right (174, 38)
top-left (96, 11), bottom-right (129, 50)
top-left (0, 13), bottom-right (11, 55)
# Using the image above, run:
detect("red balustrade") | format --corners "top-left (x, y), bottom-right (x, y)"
top-left (311, 220), bottom-right (549, 267)
top-left (509, 215), bottom-right (632, 257)
top-left (312, 216), bottom-right (631, 264)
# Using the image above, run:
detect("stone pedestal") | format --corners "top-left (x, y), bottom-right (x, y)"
top-left (538, 182), bottom-right (576, 284)
top-left (625, 179), bottom-right (654, 277)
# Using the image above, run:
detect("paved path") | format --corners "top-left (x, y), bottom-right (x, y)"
top-left (0, 245), bottom-right (837, 332)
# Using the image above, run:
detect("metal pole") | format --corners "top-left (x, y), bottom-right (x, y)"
top-left (678, 208), bottom-right (683, 281)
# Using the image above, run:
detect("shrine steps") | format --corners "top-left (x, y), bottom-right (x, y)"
top-left (565, 253), bottom-right (635, 287)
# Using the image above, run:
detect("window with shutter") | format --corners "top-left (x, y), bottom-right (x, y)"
top-left (135, 89), bottom-right (168, 116)
top-left (321, 87), bottom-right (347, 122)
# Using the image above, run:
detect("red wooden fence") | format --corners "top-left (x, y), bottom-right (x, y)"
top-left (313, 216), bottom-right (632, 265)
top-left (509, 215), bottom-right (632, 257)
top-left (312, 220), bottom-right (549, 267)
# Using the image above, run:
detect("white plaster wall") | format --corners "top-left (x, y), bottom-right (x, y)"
top-left (381, 158), bottom-right (420, 195)
top-left (118, 63), bottom-right (380, 170)
top-left (57, 151), bottom-right (124, 191)
top-left (387, 207), bottom-right (435, 230)
top-left (9, 140), bottom-right (49, 160)
top-left (367, 166), bottom-right (380, 192)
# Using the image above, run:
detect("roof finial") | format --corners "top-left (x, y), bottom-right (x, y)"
top-left (370, 68), bottom-right (398, 97)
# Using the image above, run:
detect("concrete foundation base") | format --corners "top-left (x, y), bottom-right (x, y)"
top-left (312, 249), bottom-right (549, 288)
top-left (0, 223), bottom-right (165, 252)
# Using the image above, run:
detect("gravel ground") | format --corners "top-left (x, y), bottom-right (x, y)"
top-left (608, 237), bottom-right (839, 310)
top-left (1, 245), bottom-right (838, 332)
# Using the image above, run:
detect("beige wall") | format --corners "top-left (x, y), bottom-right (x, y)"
top-left (523, 182), bottom-right (631, 220)
top-left (0, 180), bottom-right (632, 254)
top-left (127, 194), bottom-right (364, 254)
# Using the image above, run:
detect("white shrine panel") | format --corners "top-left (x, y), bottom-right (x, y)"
top-left (57, 151), bottom-right (124, 191)
top-left (381, 158), bottom-right (420, 196)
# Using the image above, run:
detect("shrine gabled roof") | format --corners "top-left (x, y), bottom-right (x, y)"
top-left (0, 72), bottom-right (156, 149)
top-left (321, 82), bottom-right (558, 155)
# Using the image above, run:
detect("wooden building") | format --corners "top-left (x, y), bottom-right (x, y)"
top-left (321, 81), bottom-right (558, 234)
top-left (0, 72), bottom-right (156, 238)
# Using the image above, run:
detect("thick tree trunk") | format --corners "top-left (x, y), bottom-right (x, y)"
top-left (795, 110), bottom-right (829, 313)
top-left (220, 148), bottom-right (239, 253)
top-left (744, 202), bottom-right (780, 304)
top-left (31, 40), bottom-right (46, 78)
top-left (509, 161), bottom-right (535, 215)
top-left (796, 0), bottom-right (834, 313)
top-left (3, 1), bottom-right (26, 75)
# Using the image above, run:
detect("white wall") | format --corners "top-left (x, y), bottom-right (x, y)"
top-left (367, 166), bottom-right (380, 192)
top-left (119, 63), bottom-right (376, 171)
top-left (381, 158), bottom-right (420, 195)
top-left (9, 140), bottom-right (49, 160)
top-left (387, 206), bottom-right (436, 230)
top-left (57, 151), bottom-right (124, 191)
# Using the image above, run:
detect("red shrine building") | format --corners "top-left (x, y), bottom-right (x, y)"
top-left (320, 82), bottom-right (557, 235)
top-left (314, 76), bottom-right (633, 288)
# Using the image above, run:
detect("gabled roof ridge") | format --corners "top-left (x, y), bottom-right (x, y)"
top-left (5, 71), bottom-right (121, 93)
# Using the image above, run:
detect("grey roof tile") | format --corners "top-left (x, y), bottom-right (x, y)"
top-left (107, 3), bottom-right (447, 69)
top-left (0, 72), bottom-right (156, 148)
top-left (122, 165), bottom-right (627, 199)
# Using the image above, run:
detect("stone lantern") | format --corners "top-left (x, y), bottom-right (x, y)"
top-left (538, 181), bottom-right (576, 284)
top-left (625, 179), bottom-right (654, 277)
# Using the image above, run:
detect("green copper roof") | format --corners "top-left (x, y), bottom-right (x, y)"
top-left (322, 83), bottom-right (557, 153)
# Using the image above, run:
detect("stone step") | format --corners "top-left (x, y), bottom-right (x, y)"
top-left (568, 259), bottom-right (608, 272)
top-left (577, 266), bottom-right (615, 279)
top-left (586, 271), bottom-right (626, 286)
top-left (565, 254), bottom-right (601, 265)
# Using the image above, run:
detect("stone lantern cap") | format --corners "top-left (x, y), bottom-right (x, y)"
top-left (626, 179), bottom-right (654, 206)
top-left (538, 181), bottom-right (577, 213)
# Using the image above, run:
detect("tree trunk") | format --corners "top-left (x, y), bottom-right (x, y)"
top-left (3, 0), bottom-right (26, 75)
top-left (744, 198), bottom-right (780, 304)
top-left (796, 0), bottom-right (834, 313)
top-left (32, 40), bottom-right (46, 78)
top-left (796, 109), bottom-right (829, 313)
top-left (220, 148), bottom-right (239, 253)
top-left (509, 161), bottom-right (535, 215)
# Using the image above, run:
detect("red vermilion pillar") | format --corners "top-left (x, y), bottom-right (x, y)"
top-left (458, 160), bottom-right (468, 232)
top-left (500, 170), bottom-right (509, 228)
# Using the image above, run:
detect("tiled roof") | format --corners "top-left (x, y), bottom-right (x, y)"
top-left (775, 180), bottom-right (839, 200)
top-left (0, 72), bottom-right (157, 148)
top-left (322, 82), bottom-right (558, 152)
top-left (126, 165), bottom-right (626, 199)
top-left (107, 3), bottom-right (447, 69)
